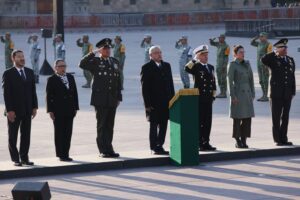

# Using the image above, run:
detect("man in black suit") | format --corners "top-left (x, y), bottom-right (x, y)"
top-left (79, 38), bottom-right (122, 158)
top-left (261, 38), bottom-right (296, 146)
top-left (185, 45), bottom-right (217, 151)
top-left (2, 50), bottom-right (38, 166)
top-left (141, 46), bottom-right (175, 155)
top-left (46, 59), bottom-right (79, 161)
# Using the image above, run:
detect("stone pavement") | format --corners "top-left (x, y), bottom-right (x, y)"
top-left (0, 155), bottom-right (300, 200)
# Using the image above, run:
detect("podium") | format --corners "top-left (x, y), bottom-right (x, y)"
top-left (169, 89), bottom-right (199, 166)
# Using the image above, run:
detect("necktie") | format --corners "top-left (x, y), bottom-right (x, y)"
top-left (204, 65), bottom-right (210, 73)
top-left (20, 69), bottom-right (26, 80)
top-left (60, 75), bottom-right (69, 89)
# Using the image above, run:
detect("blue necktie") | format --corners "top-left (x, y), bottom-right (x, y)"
top-left (20, 69), bottom-right (26, 80)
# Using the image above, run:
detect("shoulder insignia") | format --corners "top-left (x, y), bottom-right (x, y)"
top-left (186, 60), bottom-right (195, 69)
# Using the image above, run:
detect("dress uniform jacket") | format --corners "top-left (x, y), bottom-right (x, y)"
top-left (46, 73), bottom-right (79, 116)
top-left (261, 52), bottom-right (296, 99)
top-left (227, 59), bottom-right (255, 119)
top-left (79, 52), bottom-right (122, 108)
top-left (141, 60), bottom-right (175, 122)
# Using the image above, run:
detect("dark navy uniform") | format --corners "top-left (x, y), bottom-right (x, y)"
top-left (185, 59), bottom-right (216, 150)
top-left (79, 39), bottom-right (122, 157)
top-left (261, 38), bottom-right (296, 145)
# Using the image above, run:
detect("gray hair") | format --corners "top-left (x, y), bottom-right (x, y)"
top-left (149, 45), bottom-right (161, 55)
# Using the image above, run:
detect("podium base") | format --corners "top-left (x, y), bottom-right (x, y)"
top-left (39, 59), bottom-right (54, 75)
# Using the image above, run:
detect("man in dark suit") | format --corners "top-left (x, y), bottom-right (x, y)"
top-left (141, 46), bottom-right (175, 155)
top-left (2, 49), bottom-right (38, 166)
top-left (79, 38), bottom-right (122, 158)
top-left (46, 59), bottom-right (79, 161)
top-left (185, 45), bottom-right (217, 151)
top-left (261, 38), bottom-right (296, 146)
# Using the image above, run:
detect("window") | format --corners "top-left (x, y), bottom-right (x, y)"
top-left (130, 0), bottom-right (136, 5)
top-left (194, 0), bottom-right (200, 3)
top-left (161, 0), bottom-right (168, 4)
top-left (103, 0), bottom-right (110, 5)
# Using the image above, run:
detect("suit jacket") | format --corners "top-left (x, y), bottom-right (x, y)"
top-left (79, 52), bottom-right (122, 107)
top-left (185, 60), bottom-right (217, 102)
top-left (2, 67), bottom-right (38, 117)
top-left (261, 52), bottom-right (296, 99)
top-left (141, 60), bottom-right (175, 122)
top-left (46, 73), bottom-right (79, 117)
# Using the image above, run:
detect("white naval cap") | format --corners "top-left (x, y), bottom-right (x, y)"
top-left (144, 34), bottom-right (152, 38)
top-left (193, 44), bottom-right (209, 55)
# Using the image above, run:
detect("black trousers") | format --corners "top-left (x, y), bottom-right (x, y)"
top-left (95, 106), bottom-right (117, 154)
top-left (53, 115), bottom-right (74, 158)
top-left (8, 115), bottom-right (32, 162)
top-left (149, 119), bottom-right (168, 150)
top-left (270, 98), bottom-right (292, 143)
top-left (199, 100), bottom-right (213, 146)
top-left (232, 118), bottom-right (252, 138)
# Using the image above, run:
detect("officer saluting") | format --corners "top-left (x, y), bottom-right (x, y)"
top-left (185, 45), bottom-right (217, 151)
top-left (261, 38), bottom-right (296, 146)
top-left (79, 38), bottom-right (122, 158)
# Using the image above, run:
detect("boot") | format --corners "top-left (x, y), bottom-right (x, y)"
top-left (241, 137), bottom-right (249, 148)
top-left (235, 138), bottom-right (243, 148)
top-left (82, 82), bottom-right (91, 88)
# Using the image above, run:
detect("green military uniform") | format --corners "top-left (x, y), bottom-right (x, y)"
top-left (112, 36), bottom-right (126, 90)
top-left (79, 38), bottom-right (122, 158)
top-left (77, 37), bottom-right (93, 88)
top-left (250, 32), bottom-right (273, 101)
top-left (1, 34), bottom-right (14, 69)
top-left (209, 34), bottom-right (230, 98)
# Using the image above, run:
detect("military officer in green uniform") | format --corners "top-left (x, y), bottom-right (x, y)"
top-left (1, 32), bottom-right (14, 69)
top-left (77, 35), bottom-right (93, 88)
top-left (79, 38), bottom-right (122, 158)
top-left (250, 32), bottom-right (273, 102)
top-left (209, 34), bottom-right (230, 98)
top-left (112, 36), bottom-right (126, 90)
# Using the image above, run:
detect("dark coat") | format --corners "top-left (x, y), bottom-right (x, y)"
top-left (141, 60), bottom-right (175, 122)
top-left (79, 52), bottom-right (122, 108)
top-left (2, 67), bottom-right (38, 117)
top-left (46, 73), bottom-right (79, 117)
top-left (185, 61), bottom-right (217, 102)
top-left (261, 52), bottom-right (296, 99)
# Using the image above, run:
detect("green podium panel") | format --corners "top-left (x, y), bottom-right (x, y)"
top-left (169, 89), bottom-right (199, 166)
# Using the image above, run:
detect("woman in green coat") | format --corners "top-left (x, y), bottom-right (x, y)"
top-left (227, 45), bottom-right (255, 148)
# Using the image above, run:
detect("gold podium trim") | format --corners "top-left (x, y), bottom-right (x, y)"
top-left (169, 88), bottom-right (199, 108)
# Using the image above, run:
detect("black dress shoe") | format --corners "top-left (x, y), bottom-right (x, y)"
top-left (59, 157), bottom-right (73, 162)
top-left (154, 149), bottom-right (169, 155)
top-left (21, 160), bottom-right (34, 166)
top-left (100, 152), bottom-right (120, 158)
top-left (200, 143), bottom-right (216, 151)
top-left (14, 162), bottom-right (22, 167)
top-left (283, 141), bottom-right (293, 146)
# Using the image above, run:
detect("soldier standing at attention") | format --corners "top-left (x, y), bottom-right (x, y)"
top-left (77, 35), bottom-right (93, 88)
top-left (261, 38), bottom-right (296, 146)
top-left (185, 45), bottom-right (217, 151)
top-left (112, 36), bottom-right (126, 90)
top-left (79, 38), bottom-right (122, 158)
top-left (209, 34), bottom-right (230, 98)
top-left (27, 34), bottom-right (41, 83)
top-left (54, 34), bottom-right (66, 61)
top-left (1, 32), bottom-right (14, 69)
top-left (250, 32), bottom-right (273, 102)
top-left (175, 36), bottom-right (192, 88)
top-left (140, 34), bottom-right (153, 63)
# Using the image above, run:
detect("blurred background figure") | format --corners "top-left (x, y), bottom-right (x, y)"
top-left (76, 35), bottom-right (93, 88)
top-left (175, 36), bottom-right (192, 88)
top-left (27, 34), bottom-right (41, 83)
top-left (140, 34), bottom-right (153, 63)
top-left (53, 34), bottom-right (65, 61)
top-left (1, 32), bottom-right (14, 69)
top-left (112, 35), bottom-right (126, 90)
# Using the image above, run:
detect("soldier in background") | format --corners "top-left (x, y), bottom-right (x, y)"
top-left (27, 34), bottom-right (41, 83)
top-left (140, 34), bottom-right (153, 63)
top-left (79, 38), bottom-right (122, 158)
top-left (261, 38), bottom-right (296, 146)
top-left (77, 35), bottom-right (93, 88)
top-left (54, 34), bottom-right (66, 61)
top-left (112, 36), bottom-right (126, 90)
top-left (250, 32), bottom-right (273, 102)
top-left (1, 32), bottom-right (14, 69)
top-left (209, 34), bottom-right (230, 98)
top-left (175, 36), bottom-right (192, 88)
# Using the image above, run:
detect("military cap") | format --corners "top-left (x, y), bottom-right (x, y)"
top-left (259, 32), bottom-right (268, 37)
top-left (96, 38), bottom-right (112, 48)
top-left (193, 44), bottom-right (209, 55)
top-left (115, 35), bottom-right (122, 41)
top-left (274, 38), bottom-right (288, 48)
top-left (219, 34), bottom-right (226, 38)
top-left (181, 35), bottom-right (188, 39)
top-left (83, 35), bottom-right (89, 39)
top-left (55, 34), bottom-right (62, 38)
top-left (144, 34), bottom-right (152, 39)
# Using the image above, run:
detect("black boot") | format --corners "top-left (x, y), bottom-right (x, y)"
top-left (235, 137), bottom-right (243, 148)
top-left (241, 137), bottom-right (248, 148)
